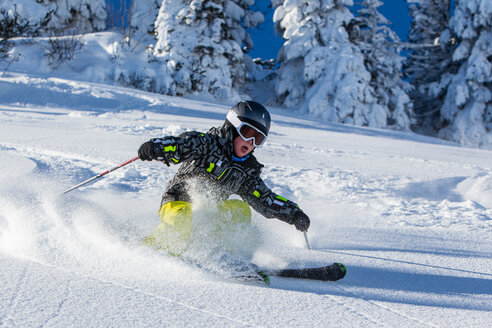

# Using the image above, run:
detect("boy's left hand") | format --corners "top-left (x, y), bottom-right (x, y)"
top-left (293, 212), bottom-right (310, 232)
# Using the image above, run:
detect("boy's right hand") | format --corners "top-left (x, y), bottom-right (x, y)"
top-left (138, 141), bottom-right (160, 161)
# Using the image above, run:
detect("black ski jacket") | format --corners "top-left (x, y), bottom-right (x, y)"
top-left (151, 123), bottom-right (302, 225)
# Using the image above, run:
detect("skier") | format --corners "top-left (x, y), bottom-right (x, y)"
top-left (138, 100), bottom-right (310, 255)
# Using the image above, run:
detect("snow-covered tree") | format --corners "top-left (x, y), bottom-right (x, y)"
top-left (404, 0), bottom-right (454, 134)
top-left (0, 0), bottom-right (51, 35)
top-left (351, 0), bottom-right (413, 129)
top-left (39, 0), bottom-right (107, 33)
top-left (0, 0), bottom-right (51, 58)
top-left (273, 0), bottom-right (402, 128)
top-left (438, 0), bottom-right (492, 148)
top-left (152, 0), bottom-right (264, 101)
top-left (129, 0), bottom-right (160, 43)
top-left (111, 1), bottom-right (161, 90)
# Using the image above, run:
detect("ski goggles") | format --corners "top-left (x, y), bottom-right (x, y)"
top-left (227, 111), bottom-right (267, 147)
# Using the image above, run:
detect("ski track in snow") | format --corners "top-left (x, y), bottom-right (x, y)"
top-left (0, 265), bottom-right (28, 327)
top-left (35, 260), bottom-right (257, 327)
top-left (0, 256), bottom-right (259, 327)
top-left (1, 73), bottom-right (492, 326)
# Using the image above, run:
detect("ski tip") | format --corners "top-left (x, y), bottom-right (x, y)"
top-left (333, 263), bottom-right (347, 281)
top-left (336, 263), bottom-right (346, 273)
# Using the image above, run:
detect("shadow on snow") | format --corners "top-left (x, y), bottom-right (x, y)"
top-left (269, 262), bottom-right (491, 311)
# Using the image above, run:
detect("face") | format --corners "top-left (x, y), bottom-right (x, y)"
top-left (233, 135), bottom-right (255, 157)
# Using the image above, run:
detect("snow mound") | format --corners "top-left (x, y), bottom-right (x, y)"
top-left (456, 172), bottom-right (492, 208)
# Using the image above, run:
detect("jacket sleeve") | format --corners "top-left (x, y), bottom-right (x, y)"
top-left (238, 175), bottom-right (302, 224)
top-left (150, 131), bottom-right (216, 164)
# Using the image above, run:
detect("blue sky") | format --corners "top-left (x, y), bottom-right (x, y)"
top-left (248, 1), bottom-right (411, 59)
top-left (106, 0), bottom-right (411, 60)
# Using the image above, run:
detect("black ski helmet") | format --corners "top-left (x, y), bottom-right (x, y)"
top-left (226, 100), bottom-right (271, 136)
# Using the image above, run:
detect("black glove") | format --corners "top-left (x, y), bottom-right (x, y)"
top-left (138, 141), bottom-right (162, 161)
top-left (292, 211), bottom-right (310, 232)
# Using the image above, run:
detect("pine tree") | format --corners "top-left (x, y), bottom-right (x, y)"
top-left (438, 0), bottom-right (492, 148)
top-left (404, 0), bottom-right (454, 135)
top-left (273, 0), bottom-right (393, 128)
top-left (152, 0), bottom-right (264, 101)
top-left (352, 0), bottom-right (413, 129)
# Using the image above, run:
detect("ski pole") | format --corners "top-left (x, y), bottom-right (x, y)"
top-left (303, 231), bottom-right (311, 250)
top-left (62, 156), bottom-right (139, 195)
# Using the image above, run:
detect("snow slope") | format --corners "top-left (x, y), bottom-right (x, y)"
top-left (0, 72), bottom-right (491, 327)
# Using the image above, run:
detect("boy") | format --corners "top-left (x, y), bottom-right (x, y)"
top-left (138, 100), bottom-right (310, 255)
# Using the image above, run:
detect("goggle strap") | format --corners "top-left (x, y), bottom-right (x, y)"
top-left (226, 111), bottom-right (242, 128)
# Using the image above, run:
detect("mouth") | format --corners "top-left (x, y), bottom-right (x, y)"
top-left (241, 145), bottom-right (250, 153)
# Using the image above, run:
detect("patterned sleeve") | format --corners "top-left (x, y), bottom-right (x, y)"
top-left (150, 131), bottom-right (216, 164)
top-left (239, 176), bottom-right (302, 224)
